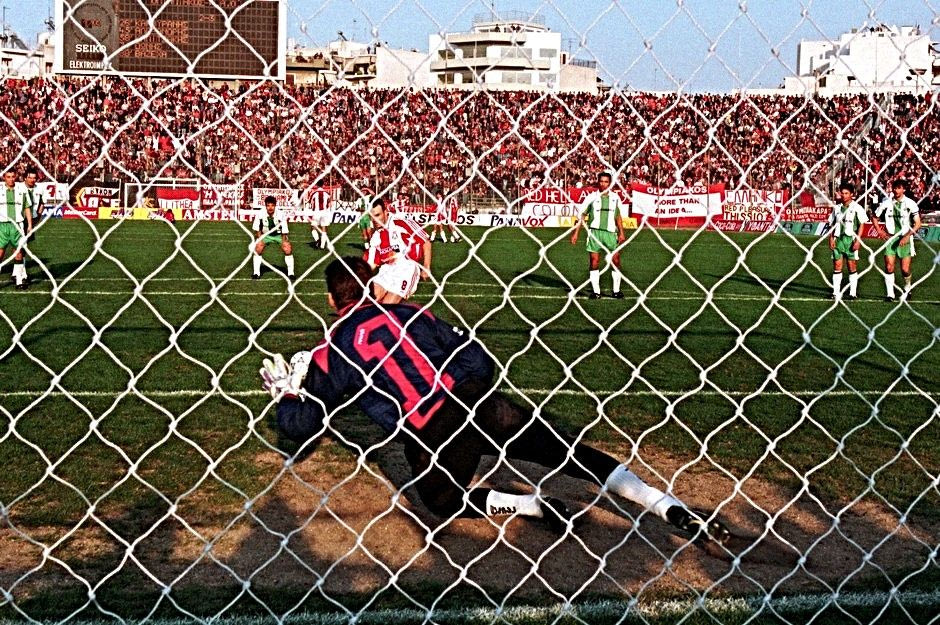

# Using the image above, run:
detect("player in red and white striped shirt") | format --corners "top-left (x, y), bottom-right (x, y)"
top-left (365, 198), bottom-right (432, 304)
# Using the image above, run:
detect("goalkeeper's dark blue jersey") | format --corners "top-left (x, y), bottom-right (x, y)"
top-left (277, 302), bottom-right (495, 443)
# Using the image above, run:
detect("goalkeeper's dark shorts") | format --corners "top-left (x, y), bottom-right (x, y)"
top-left (401, 378), bottom-right (618, 518)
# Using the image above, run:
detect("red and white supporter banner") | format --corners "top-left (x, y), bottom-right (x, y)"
top-left (519, 186), bottom-right (630, 220)
top-left (721, 189), bottom-right (784, 221)
top-left (631, 183), bottom-right (725, 218)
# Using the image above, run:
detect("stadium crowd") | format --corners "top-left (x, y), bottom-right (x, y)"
top-left (0, 76), bottom-right (936, 205)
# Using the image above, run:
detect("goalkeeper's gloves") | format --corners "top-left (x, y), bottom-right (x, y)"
top-left (260, 351), bottom-right (311, 400)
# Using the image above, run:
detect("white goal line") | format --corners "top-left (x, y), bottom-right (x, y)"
top-left (2, 289), bottom-right (934, 304)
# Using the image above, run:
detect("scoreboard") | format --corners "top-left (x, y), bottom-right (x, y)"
top-left (55, 0), bottom-right (285, 80)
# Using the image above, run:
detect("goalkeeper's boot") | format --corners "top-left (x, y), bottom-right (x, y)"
top-left (540, 497), bottom-right (575, 534)
top-left (666, 506), bottom-right (731, 546)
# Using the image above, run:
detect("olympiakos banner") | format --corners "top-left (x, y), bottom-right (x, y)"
top-left (631, 183), bottom-right (725, 218)
top-left (782, 191), bottom-right (829, 222)
top-left (251, 188), bottom-right (300, 209)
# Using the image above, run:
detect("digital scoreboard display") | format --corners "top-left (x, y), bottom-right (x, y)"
top-left (56, 0), bottom-right (285, 80)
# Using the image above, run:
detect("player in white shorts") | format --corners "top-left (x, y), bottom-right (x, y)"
top-left (366, 198), bottom-right (432, 303)
top-left (430, 193), bottom-right (456, 242)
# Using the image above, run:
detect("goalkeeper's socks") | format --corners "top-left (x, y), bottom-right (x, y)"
top-left (848, 272), bottom-right (858, 297)
top-left (832, 272), bottom-right (843, 298)
top-left (604, 465), bottom-right (681, 521)
top-left (484, 490), bottom-right (543, 519)
top-left (252, 254), bottom-right (263, 277)
top-left (589, 270), bottom-right (601, 295)
top-left (612, 271), bottom-right (622, 293)
top-left (285, 254), bottom-right (295, 277)
top-left (884, 272), bottom-right (895, 298)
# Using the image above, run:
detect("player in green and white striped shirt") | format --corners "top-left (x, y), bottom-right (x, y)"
top-left (0, 169), bottom-right (33, 289)
top-left (827, 183), bottom-right (868, 300)
top-left (570, 172), bottom-right (627, 299)
top-left (872, 178), bottom-right (922, 301)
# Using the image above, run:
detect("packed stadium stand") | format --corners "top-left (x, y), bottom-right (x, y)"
top-left (1, 77), bottom-right (936, 208)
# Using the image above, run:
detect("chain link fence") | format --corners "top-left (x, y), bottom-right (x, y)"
top-left (0, 1), bottom-right (938, 624)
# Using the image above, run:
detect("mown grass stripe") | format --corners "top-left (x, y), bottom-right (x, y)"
top-left (3, 589), bottom-right (938, 625)
top-left (0, 388), bottom-right (932, 399)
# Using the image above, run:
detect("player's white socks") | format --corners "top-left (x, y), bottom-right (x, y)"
top-left (252, 254), bottom-right (262, 276)
top-left (903, 274), bottom-right (912, 291)
top-left (604, 465), bottom-right (681, 521)
top-left (589, 270), bottom-right (601, 295)
top-left (13, 262), bottom-right (25, 285)
top-left (832, 273), bottom-right (843, 298)
top-left (485, 491), bottom-right (543, 519)
top-left (612, 271), bottom-right (622, 293)
top-left (430, 232), bottom-right (436, 242)
top-left (311, 230), bottom-right (320, 244)
top-left (884, 272), bottom-right (895, 298)
top-left (285, 254), bottom-right (295, 277)
top-left (848, 272), bottom-right (858, 297)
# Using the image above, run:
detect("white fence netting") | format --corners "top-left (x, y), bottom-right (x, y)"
top-left (0, 1), bottom-right (938, 624)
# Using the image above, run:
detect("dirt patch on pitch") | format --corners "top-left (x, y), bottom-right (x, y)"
top-left (2, 443), bottom-right (936, 608)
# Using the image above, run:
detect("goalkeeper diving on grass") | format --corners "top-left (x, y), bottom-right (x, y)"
top-left (260, 256), bottom-right (731, 545)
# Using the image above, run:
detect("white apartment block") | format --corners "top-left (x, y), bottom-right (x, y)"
top-left (0, 30), bottom-right (54, 78)
top-left (286, 39), bottom-right (434, 88)
top-left (428, 11), bottom-right (597, 93)
top-left (784, 25), bottom-right (938, 95)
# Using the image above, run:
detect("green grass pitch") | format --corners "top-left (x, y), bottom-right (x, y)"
top-left (0, 218), bottom-right (937, 623)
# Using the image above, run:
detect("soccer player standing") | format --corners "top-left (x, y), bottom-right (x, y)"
top-left (252, 195), bottom-right (295, 280)
top-left (356, 187), bottom-right (375, 249)
top-left (871, 178), bottom-right (922, 301)
top-left (827, 183), bottom-right (868, 300)
top-left (570, 172), bottom-right (628, 299)
top-left (261, 257), bottom-right (732, 544)
top-left (1, 170), bottom-right (32, 289)
top-left (365, 198), bottom-right (431, 304)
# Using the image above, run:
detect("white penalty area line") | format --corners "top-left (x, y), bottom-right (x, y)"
top-left (10, 588), bottom-right (940, 625)
top-left (0, 388), bottom-right (932, 400)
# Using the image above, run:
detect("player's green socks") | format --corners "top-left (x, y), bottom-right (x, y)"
top-left (604, 465), bottom-right (681, 521)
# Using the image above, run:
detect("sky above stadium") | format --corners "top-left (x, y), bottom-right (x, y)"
top-left (7, 0), bottom-right (936, 91)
